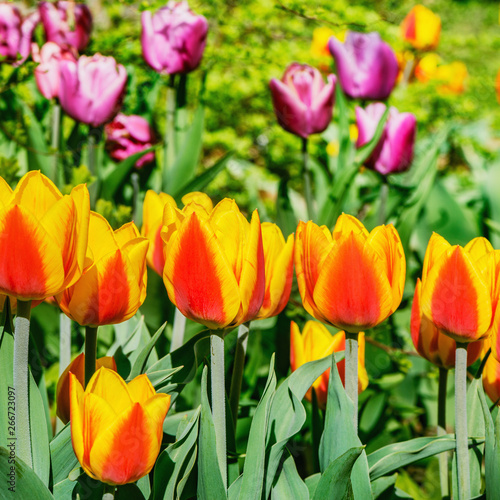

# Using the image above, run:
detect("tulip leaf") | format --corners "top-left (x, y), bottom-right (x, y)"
top-left (271, 449), bottom-right (309, 500)
top-left (128, 322), bottom-right (167, 379)
top-left (198, 366), bottom-right (227, 500)
top-left (0, 447), bottom-right (54, 499)
top-left (50, 424), bottom-right (78, 486)
top-left (371, 474), bottom-right (398, 499)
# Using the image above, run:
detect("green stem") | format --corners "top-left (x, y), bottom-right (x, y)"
top-left (437, 367), bottom-right (449, 500)
top-left (345, 331), bottom-right (359, 432)
top-left (302, 137), bottom-right (315, 221)
top-left (475, 347), bottom-right (491, 379)
top-left (56, 313), bottom-right (72, 433)
top-left (13, 299), bottom-right (32, 468)
top-left (455, 343), bottom-right (470, 500)
top-left (229, 322), bottom-right (249, 429)
top-left (210, 331), bottom-right (227, 489)
top-left (51, 102), bottom-right (61, 186)
top-left (378, 179), bottom-right (388, 225)
top-left (88, 128), bottom-right (99, 208)
top-left (170, 307), bottom-right (187, 352)
top-left (311, 388), bottom-right (323, 473)
top-left (163, 75), bottom-right (176, 192)
top-left (84, 326), bottom-right (98, 388)
top-left (131, 171), bottom-right (140, 224)
top-left (102, 483), bottom-right (116, 499)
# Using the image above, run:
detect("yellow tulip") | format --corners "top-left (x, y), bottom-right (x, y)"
top-left (401, 5), bottom-right (441, 51)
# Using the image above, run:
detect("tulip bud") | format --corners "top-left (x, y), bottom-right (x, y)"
top-left (269, 63), bottom-right (336, 139)
top-left (105, 114), bottom-right (155, 168)
top-left (141, 1), bottom-right (208, 75)
top-left (328, 31), bottom-right (398, 100)
top-left (39, 1), bottom-right (92, 52)
top-left (355, 103), bottom-right (416, 175)
top-left (401, 5), bottom-right (441, 51)
top-left (58, 54), bottom-right (127, 127)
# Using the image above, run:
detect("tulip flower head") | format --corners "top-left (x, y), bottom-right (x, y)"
top-left (39, 1), bottom-right (92, 52)
top-left (56, 212), bottom-right (148, 327)
top-left (105, 114), bottom-right (155, 168)
top-left (56, 352), bottom-right (117, 424)
top-left (59, 53), bottom-right (127, 128)
top-left (295, 214), bottom-right (405, 332)
top-left (162, 198), bottom-right (265, 330)
top-left (401, 5), bottom-right (441, 51)
top-left (70, 367), bottom-right (170, 485)
top-left (415, 54), bottom-right (468, 95)
top-left (290, 321), bottom-right (368, 408)
top-left (328, 31), bottom-right (399, 100)
top-left (269, 62), bottom-right (336, 139)
top-left (355, 103), bottom-right (416, 175)
top-left (0, 171), bottom-right (89, 300)
top-left (141, 1), bottom-right (208, 75)
top-left (483, 353), bottom-right (500, 405)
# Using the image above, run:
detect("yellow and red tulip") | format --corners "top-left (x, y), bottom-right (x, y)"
top-left (56, 212), bottom-right (148, 327)
top-left (70, 367), bottom-right (170, 485)
top-left (0, 171), bottom-right (89, 300)
top-left (56, 353), bottom-right (117, 424)
top-left (400, 5), bottom-right (441, 51)
top-left (290, 320), bottom-right (368, 408)
top-left (295, 214), bottom-right (405, 332)
top-left (256, 223), bottom-right (294, 319)
top-left (162, 198), bottom-right (265, 330)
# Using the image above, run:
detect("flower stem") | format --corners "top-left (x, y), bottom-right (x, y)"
top-left (13, 299), bottom-right (32, 468)
top-left (163, 75), bottom-right (176, 192)
top-left (88, 128), bottom-right (100, 208)
top-left (102, 484), bottom-right (116, 499)
top-left (438, 367), bottom-right (450, 499)
top-left (378, 179), bottom-right (388, 225)
top-left (455, 342), bottom-right (470, 500)
top-left (229, 322), bottom-right (249, 429)
top-left (56, 313), bottom-right (72, 432)
top-left (302, 137), bottom-right (314, 221)
top-left (51, 102), bottom-right (61, 186)
top-left (84, 326), bottom-right (98, 388)
top-left (345, 331), bottom-right (359, 432)
top-left (210, 331), bottom-right (227, 489)
top-left (170, 307), bottom-right (187, 352)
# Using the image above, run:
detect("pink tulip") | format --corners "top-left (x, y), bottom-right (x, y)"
top-left (329, 31), bottom-right (398, 100)
top-left (0, 4), bottom-right (39, 66)
top-left (105, 114), bottom-right (155, 168)
top-left (141, 1), bottom-right (208, 74)
top-left (32, 42), bottom-right (77, 100)
top-left (355, 103), bottom-right (417, 175)
top-left (269, 62), bottom-right (336, 139)
top-left (59, 54), bottom-right (127, 128)
top-left (39, 1), bottom-right (92, 52)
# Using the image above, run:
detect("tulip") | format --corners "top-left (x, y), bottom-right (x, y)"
top-left (141, 1), bottom-right (208, 75)
top-left (310, 27), bottom-right (336, 59)
top-left (269, 63), bottom-right (336, 139)
top-left (39, 1), bottom-right (92, 52)
top-left (355, 103), bottom-right (417, 175)
top-left (70, 367), bottom-right (170, 485)
top-left (401, 5), bottom-right (441, 51)
top-left (483, 353), bottom-right (500, 405)
top-left (59, 54), bottom-right (127, 128)
top-left (328, 31), bottom-right (399, 100)
top-left (56, 212), bottom-right (148, 327)
top-left (32, 41), bottom-right (77, 100)
top-left (105, 114), bottom-right (155, 168)
top-left (141, 190), bottom-right (213, 276)
top-left (56, 352), bottom-right (117, 424)
top-left (415, 54), bottom-right (468, 95)
top-left (290, 321), bottom-right (368, 408)
top-left (0, 4), bottom-right (39, 66)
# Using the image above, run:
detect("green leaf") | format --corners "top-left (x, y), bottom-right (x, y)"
top-left (275, 178), bottom-right (297, 238)
top-left (50, 424), bottom-right (78, 486)
top-left (128, 322), bottom-right (167, 379)
top-left (371, 474), bottom-right (398, 499)
top-left (467, 378), bottom-right (486, 498)
top-left (305, 473), bottom-right (321, 498)
top-left (360, 393), bottom-right (387, 435)
top-left (271, 449), bottom-right (309, 500)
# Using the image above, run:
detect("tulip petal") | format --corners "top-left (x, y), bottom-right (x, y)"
top-left (290, 321), bottom-right (306, 372)
top-left (332, 213), bottom-right (369, 241)
top-left (465, 237), bottom-right (493, 262)
top-left (57, 353), bottom-right (85, 423)
top-left (115, 222), bottom-right (141, 247)
top-left (422, 233), bottom-right (450, 280)
top-left (69, 373), bottom-right (85, 468)
top-left (143, 393), bottom-right (171, 429)
top-left (0, 177), bottom-right (13, 208)
top-left (127, 374), bottom-right (156, 405)
top-left (85, 368), bottom-right (133, 415)
top-left (181, 192), bottom-right (213, 213)
top-left (11, 170), bottom-right (61, 214)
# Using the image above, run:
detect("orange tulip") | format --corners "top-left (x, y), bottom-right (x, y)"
top-left (483, 353), bottom-right (500, 405)
top-left (162, 198), bottom-right (265, 330)
top-left (141, 190), bottom-right (213, 276)
top-left (415, 54), bottom-right (468, 94)
top-left (56, 212), bottom-right (148, 327)
top-left (295, 214), bottom-right (405, 332)
top-left (290, 320), bottom-right (368, 408)
top-left (70, 367), bottom-right (170, 485)
top-left (411, 278), bottom-right (484, 369)
top-left (256, 223), bottom-right (294, 319)
top-left (420, 233), bottom-right (494, 344)
top-left (0, 171), bottom-right (89, 300)
top-left (56, 353), bottom-right (117, 424)
top-left (401, 5), bottom-right (441, 51)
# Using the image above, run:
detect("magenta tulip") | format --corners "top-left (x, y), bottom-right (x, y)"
top-left (58, 54), bottom-right (127, 128)
top-left (355, 103), bottom-right (417, 175)
top-left (0, 4), bottom-right (39, 66)
top-left (39, 1), bottom-right (92, 52)
top-left (141, 1), bottom-right (208, 75)
top-left (269, 63), bottom-right (336, 139)
top-left (105, 114), bottom-right (155, 168)
top-left (328, 31), bottom-right (398, 100)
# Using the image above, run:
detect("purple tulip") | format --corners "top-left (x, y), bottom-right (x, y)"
top-left (269, 63), bottom-right (336, 139)
top-left (355, 103), bottom-right (417, 175)
top-left (0, 4), bottom-right (39, 66)
top-left (58, 54), bottom-right (127, 128)
top-left (39, 1), bottom-right (92, 52)
top-left (141, 1), bottom-right (208, 74)
top-left (105, 114), bottom-right (155, 168)
top-left (329, 31), bottom-right (398, 100)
